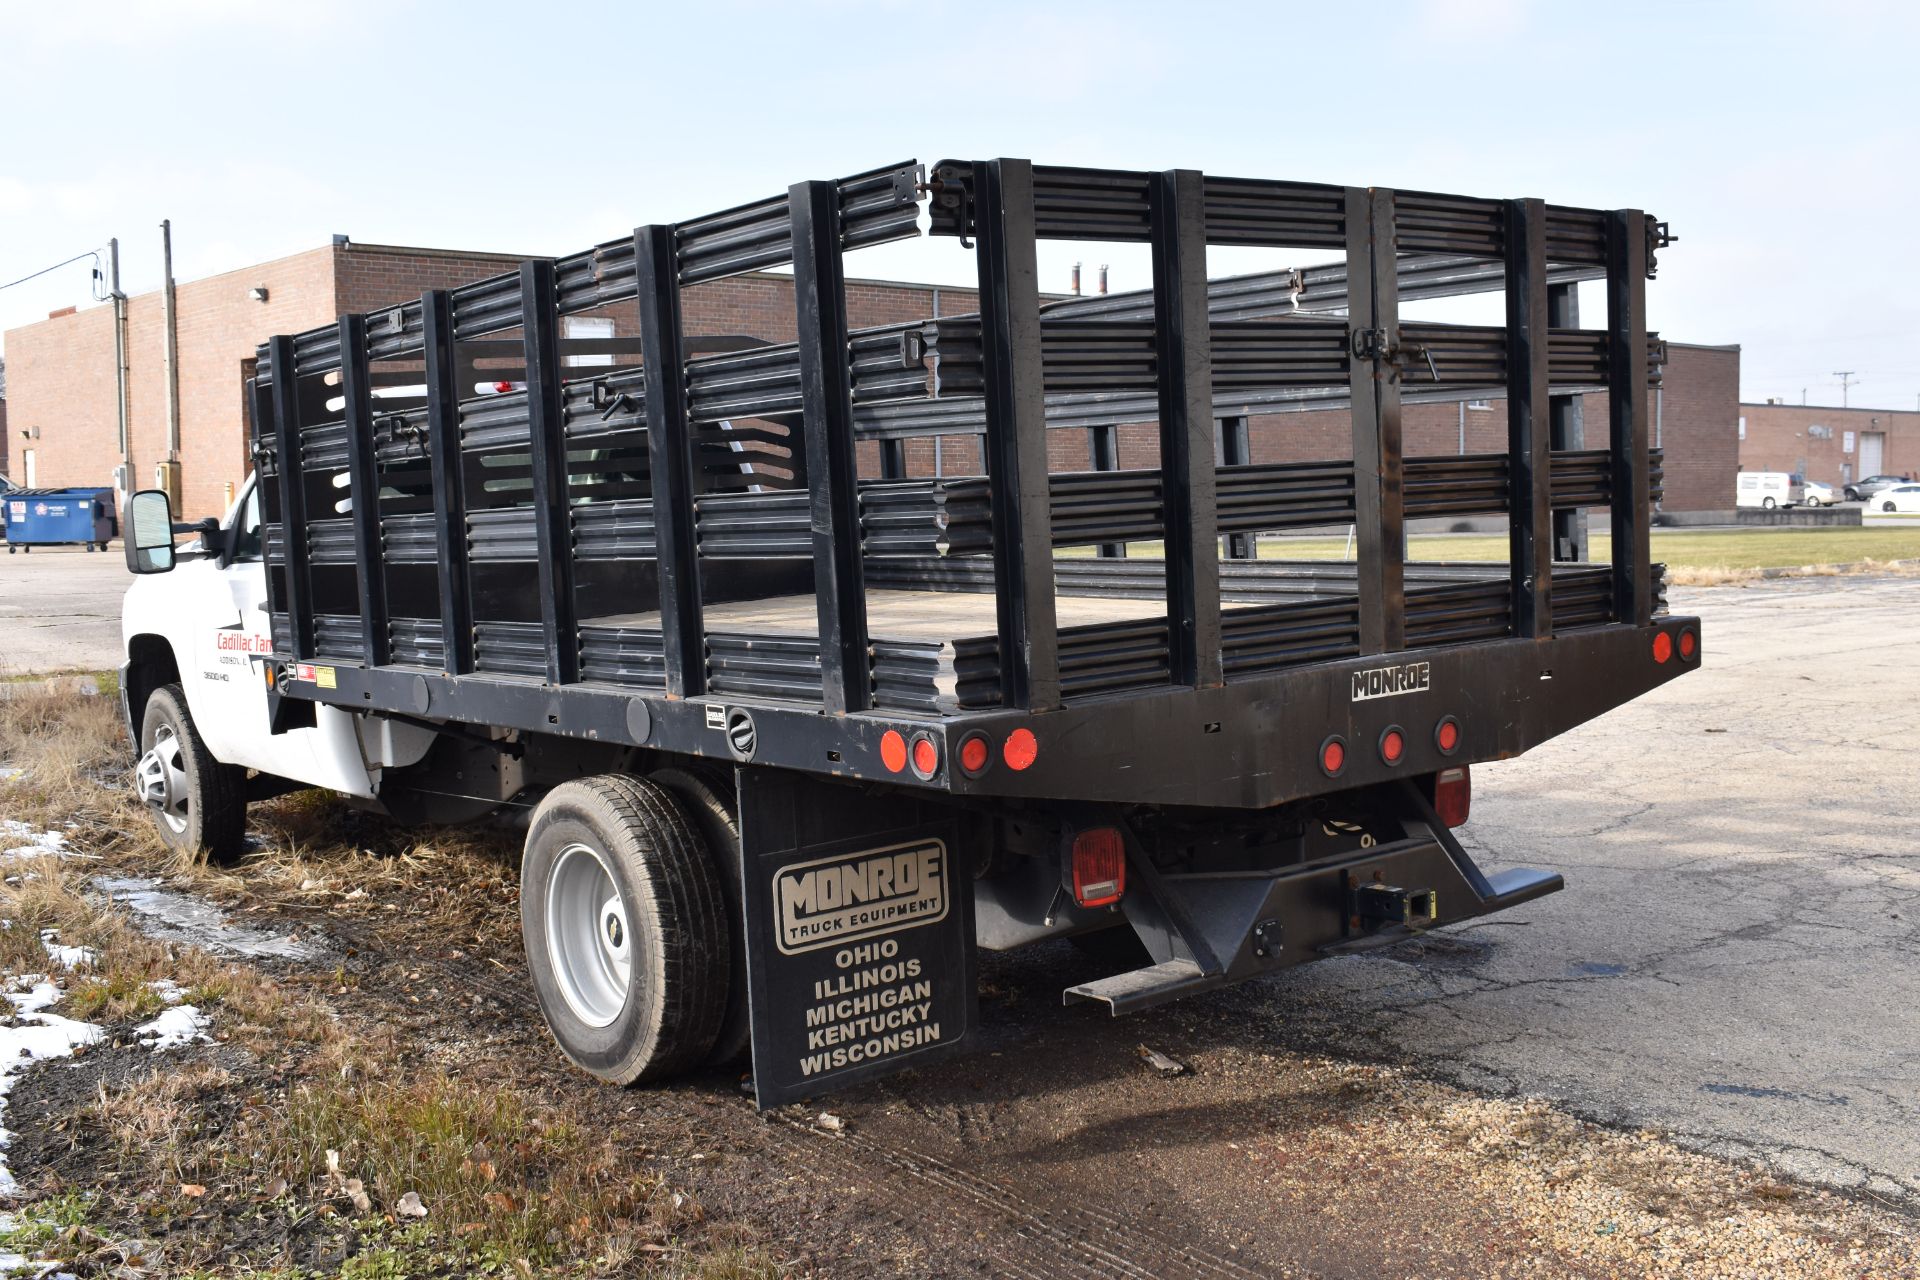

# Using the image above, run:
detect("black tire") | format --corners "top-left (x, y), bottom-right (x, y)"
top-left (136, 683), bottom-right (248, 864)
top-left (1884, 501), bottom-right (1899, 513)
top-left (1069, 924), bottom-right (1152, 970)
top-left (650, 764), bottom-right (750, 1065)
top-left (520, 775), bottom-right (730, 1086)
top-left (1762, 497), bottom-right (1777, 510)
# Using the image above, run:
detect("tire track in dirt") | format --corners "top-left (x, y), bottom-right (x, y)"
top-left (761, 1113), bottom-right (1283, 1280)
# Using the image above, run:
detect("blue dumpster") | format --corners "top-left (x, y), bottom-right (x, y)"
top-left (3, 487), bottom-right (119, 553)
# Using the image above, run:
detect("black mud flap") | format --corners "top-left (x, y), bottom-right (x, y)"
top-left (737, 768), bottom-right (977, 1109)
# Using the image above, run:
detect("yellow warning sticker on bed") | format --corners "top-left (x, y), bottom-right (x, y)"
top-left (313, 666), bottom-right (336, 689)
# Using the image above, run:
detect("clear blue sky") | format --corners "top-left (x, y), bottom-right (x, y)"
top-left (3, 0), bottom-right (1915, 411)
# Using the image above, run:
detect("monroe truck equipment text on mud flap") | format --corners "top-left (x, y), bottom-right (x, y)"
top-left (117, 156), bottom-right (1697, 1108)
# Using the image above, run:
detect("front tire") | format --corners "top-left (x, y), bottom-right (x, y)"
top-left (1885, 501), bottom-right (1899, 513)
top-left (136, 683), bottom-right (248, 864)
top-left (521, 775), bottom-right (730, 1086)
top-left (1762, 497), bottom-right (1777, 509)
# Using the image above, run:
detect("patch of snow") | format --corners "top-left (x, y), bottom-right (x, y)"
top-left (132, 1004), bottom-right (212, 1053)
top-left (146, 979), bottom-right (186, 1006)
top-left (36, 932), bottom-right (93, 972)
top-left (0, 822), bottom-right (63, 862)
top-left (0, 978), bottom-right (104, 1198)
top-left (92, 877), bottom-right (328, 962)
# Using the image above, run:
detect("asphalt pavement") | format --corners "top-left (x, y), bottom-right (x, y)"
top-left (0, 544), bottom-right (128, 676)
top-left (1234, 573), bottom-right (1920, 1206)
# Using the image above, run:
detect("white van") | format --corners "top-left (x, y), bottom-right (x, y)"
top-left (1736, 471), bottom-right (1805, 510)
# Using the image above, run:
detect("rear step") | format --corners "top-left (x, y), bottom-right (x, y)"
top-left (1063, 959), bottom-right (1227, 1016)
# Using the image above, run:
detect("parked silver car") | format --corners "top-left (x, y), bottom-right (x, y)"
top-left (1845, 474), bottom-right (1910, 502)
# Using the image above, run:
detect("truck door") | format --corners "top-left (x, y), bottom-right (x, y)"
top-left (184, 480), bottom-right (377, 798)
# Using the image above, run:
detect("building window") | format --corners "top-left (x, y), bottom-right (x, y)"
top-left (1738, 416), bottom-right (1746, 441)
top-left (563, 315), bottom-right (615, 368)
top-left (1466, 399), bottom-right (1493, 411)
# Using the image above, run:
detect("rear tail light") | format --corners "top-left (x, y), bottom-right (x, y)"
top-left (1434, 766), bottom-right (1472, 828)
top-left (1679, 628), bottom-right (1697, 661)
top-left (1652, 632), bottom-right (1674, 664)
top-left (909, 734), bottom-right (939, 780)
top-left (1003, 727), bottom-right (1039, 772)
top-left (1379, 726), bottom-right (1406, 765)
top-left (879, 730), bottom-right (908, 773)
top-left (957, 732), bottom-right (991, 777)
top-left (1434, 716), bottom-right (1461, 755)
top-left (1071, 827), bottom-right (1126, 908)
top-left (1319, 735), bottom-right (1347, 777)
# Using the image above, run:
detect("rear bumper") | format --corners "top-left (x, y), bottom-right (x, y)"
top-left (1063, 810), bottom-right (1565, 1016)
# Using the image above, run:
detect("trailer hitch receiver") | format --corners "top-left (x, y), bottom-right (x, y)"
top-left (1353, 882), bottom-right (1439, 928)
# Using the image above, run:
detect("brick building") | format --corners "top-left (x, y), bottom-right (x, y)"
top-left (1737, 400), bottom-right (1917, 489)
top-left (2, 241), bottom-right (979, 520)
top-left (5, 235), bottom-right (1739, 518)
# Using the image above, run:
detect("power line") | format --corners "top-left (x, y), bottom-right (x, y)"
top-left (0, 247), bottom-right (105, 295)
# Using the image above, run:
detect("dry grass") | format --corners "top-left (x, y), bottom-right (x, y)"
top-left (0, 681), bottom-right (166, 866)
top-left (2, 690), bottom-right (768, 1277)
top-left (82, 1061), bottom-right (237, 1185)
top-left (1667, 556), bottom-right (1920, 587)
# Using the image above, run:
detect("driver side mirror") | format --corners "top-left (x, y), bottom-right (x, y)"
top-left (123, 490), bottom-right (218, 574)
top-left (125, 490), bottom-right (178, 574)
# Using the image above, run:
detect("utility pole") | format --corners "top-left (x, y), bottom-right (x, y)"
top-left (108, 238), bottom-right (131, 495)
top-left (159, 220), bottom-right (183, 507)
top-left (1833, 371), bottom-right (1856, 408)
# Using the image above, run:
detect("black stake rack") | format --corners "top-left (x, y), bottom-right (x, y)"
top-left (252, 158), bottom-right (1682, 810)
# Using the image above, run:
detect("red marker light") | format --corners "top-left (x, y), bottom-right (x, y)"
top-left (1071, 827), bottom-right (1126, 908)
top-left (879, 730), bottom-right (907, 773)
top-left (959, 735), bottom-right (990, 775)
top-left (1435, 716), bottom-right (1460, 755)
top-left (1679, 628), bottom-right (1697, 660)
top-left (1003, 728), bottom-right (1039, 771)
top-left (1320, 735), bottom-right (1347, 777)
top-left (1653, 632), bottom-right (1674, 664)
top-left (910, 735), bottom-right (939, 779)
top-left (1380, 727), bottom-right (1406, 765)
top-left (493, 380), bottom-right (514, 393)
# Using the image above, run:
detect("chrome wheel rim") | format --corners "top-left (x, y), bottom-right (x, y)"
top-left (136, 725), bottom-right (190, 835)
top-left (546, 842), bottom-right (631, 1028)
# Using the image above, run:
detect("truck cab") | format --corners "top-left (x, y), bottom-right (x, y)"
top-left (119, 478), bottom-right (433, 859)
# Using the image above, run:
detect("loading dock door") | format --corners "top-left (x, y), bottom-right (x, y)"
top-left (1861, 431), bottom-right (1886, 478)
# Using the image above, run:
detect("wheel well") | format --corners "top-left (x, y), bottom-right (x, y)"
top-left (123, 634), bottom-right (180, 741)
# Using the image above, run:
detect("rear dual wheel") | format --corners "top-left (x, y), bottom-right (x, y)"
top-left (520, 774), bottom-right (736, 1086)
